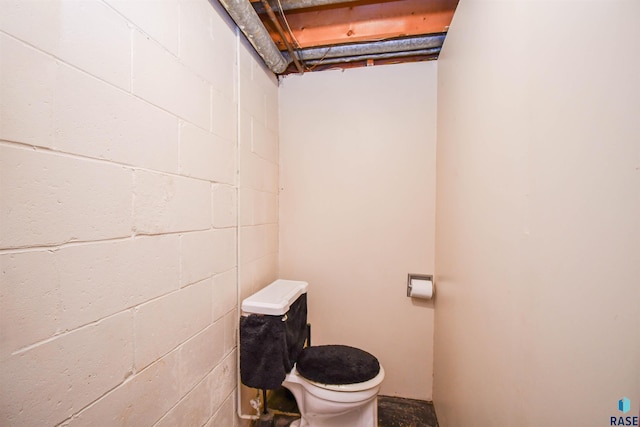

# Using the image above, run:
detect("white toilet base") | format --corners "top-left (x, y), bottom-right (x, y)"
top-left (282, 367), bottom-right (383, 427)
top-left (292, 398), bottom-right (378, 427)
top-left (287, 397), bottom-right (378, 427)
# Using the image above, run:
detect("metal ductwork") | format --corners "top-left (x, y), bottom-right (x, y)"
top-left (301, 48), bottom-right (441, 67)
top-left (252, 0), bottom-right (361, 14)
top-left (217, 0), bottom-right (291, 74)
top-left (286, 34), bottom-right (446, 63)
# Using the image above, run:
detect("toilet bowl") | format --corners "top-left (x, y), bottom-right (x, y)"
top-left (283, 365), bottom-right (385, 427)
top-left (239, 279), bottom-right (385, 427)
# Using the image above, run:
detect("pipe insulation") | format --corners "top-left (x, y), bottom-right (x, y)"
top-left (218, 0), bottom-right (290, 74)
top-left (286, 34), bottom-right (447, 62)
top-left (259, 0), bottom-right (304, 73)
top-left (302, 48), bottom-right (441, 66)
top-left (252, 0), bottom-right (361, 13)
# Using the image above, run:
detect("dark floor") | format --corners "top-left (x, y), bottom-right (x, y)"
top-left (377, 395), bottom-right (439, 427)
top-left (254, 387), bottom-right (438, 427)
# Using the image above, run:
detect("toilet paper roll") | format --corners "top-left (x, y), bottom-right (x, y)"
top-left (409, 278), bottom-right (433, 299)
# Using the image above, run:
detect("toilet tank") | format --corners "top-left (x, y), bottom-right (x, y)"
top-left (240, 279), bottom-right (309, 390)
top-left (242, 279), bottom-right (308, 316)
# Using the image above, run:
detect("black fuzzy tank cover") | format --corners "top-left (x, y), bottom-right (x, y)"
top-left (240, 294), bottom-right (308, 390)
top-left (296, 345), bottom-right (380, 385)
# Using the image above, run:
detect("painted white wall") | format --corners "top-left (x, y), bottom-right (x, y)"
top-left (279, 63), bottom-right (437, 400)
top-left (238, 41), bottom-right (280, 305)
top-left (434, 1), bottom-right (640, 426)
top-left (0, 1), bottom-right (278, 425)
top-left (237, 18), bottom-right (280, 421)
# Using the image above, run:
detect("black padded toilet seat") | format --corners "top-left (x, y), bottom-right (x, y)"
top-left (296, 344), bottom-right (380, 385)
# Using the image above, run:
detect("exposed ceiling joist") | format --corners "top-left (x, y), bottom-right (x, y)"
top-left (218, 0), bottom-right (458, 75)
top-left (255, 0), bottom-right (455, 50)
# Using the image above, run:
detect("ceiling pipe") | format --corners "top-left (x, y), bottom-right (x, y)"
top-left (252, 0), bottom-right (361, 14)
top-left (302, 48), bottom-right (441, 67)
top-left (286, 34), bottom-right (447, 62)
top-left (218, 0), bottom-right (290, 74)
top-left (259, 0), bottom-right (304, 74)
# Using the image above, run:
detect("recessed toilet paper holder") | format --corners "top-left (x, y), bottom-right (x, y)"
top-left (407, 274), bottom-right (434, 298)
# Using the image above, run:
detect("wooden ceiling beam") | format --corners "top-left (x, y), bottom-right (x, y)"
top-left (259, 0), bottom-right (457, 49)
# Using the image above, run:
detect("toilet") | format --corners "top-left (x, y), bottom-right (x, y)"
top-left (240, 279), bottom-right (385, 427)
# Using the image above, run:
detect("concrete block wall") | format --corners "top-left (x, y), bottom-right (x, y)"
top-left (0, 1), bottom-right (279, 426)
top-left (235, 30), bottom-right (280, 421)
top-left (237, 38), bottom-right (279, 303)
